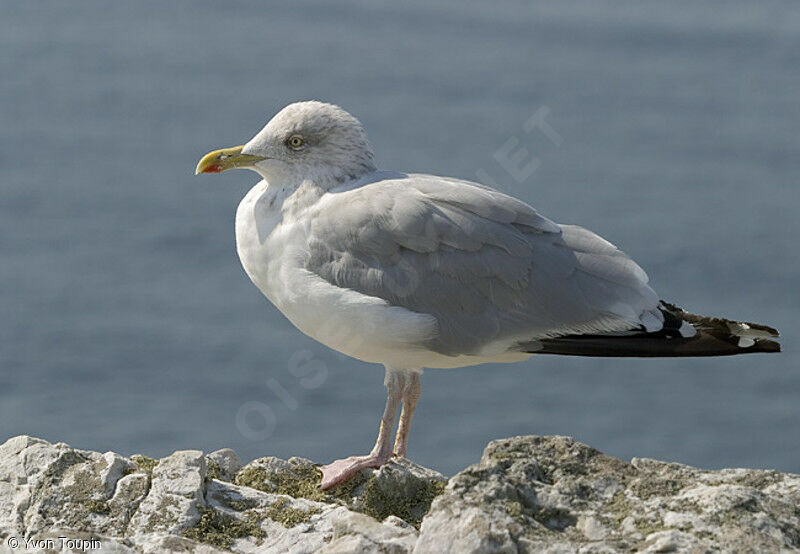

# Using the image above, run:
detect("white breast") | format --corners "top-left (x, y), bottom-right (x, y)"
top-left (234, 180), bottom-right (287, 304)
top-left (236, 182), bottom-right (432, 365)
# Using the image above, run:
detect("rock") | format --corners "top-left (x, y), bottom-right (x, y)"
top-left (0, 435), bottom-right (798, 553)
top-left (415, 436), bottom-right (800, 553)
top-left (207, 449), bottom-right (243, 482)
top-left (0, 436), bottom-right (444, 553)
top-left (320, 510), bottom-right (418, 553)
top-left (128, 450), bottom-right (206, 535)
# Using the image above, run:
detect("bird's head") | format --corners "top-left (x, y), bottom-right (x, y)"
top-left (195, 101), bottom-right (376, 188)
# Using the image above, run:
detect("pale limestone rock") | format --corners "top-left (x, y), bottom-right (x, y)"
top-left (1, 435), bottom-right (799, 553)
top-left (136, 533), bottom-right (225, 553)
top-left (317, 510), bottom-right (418, 554)
top-left (416, 436), bottom-right (800, 553)
top-left (0, 436), bottom-right (74, 536)
top-left (128, 450), bottom-right (207, 536)
top-left (207, 448), bottom-right (243, 482)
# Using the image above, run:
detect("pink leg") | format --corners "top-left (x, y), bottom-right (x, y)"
top-left (320, 369), bottom-right (405, 489)
top-left (394, 372), bottom-right (421, 459)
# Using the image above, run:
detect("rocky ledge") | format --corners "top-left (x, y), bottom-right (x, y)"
top-left (1, 436), bottom-right (799, 553)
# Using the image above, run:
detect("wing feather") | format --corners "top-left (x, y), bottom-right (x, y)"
top-left (307, 174), bottom-right (659, 356)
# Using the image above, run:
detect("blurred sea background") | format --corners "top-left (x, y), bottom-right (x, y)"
top-left (1, 1), bottom-right (798, 476)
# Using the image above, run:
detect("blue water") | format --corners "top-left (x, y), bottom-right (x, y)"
top-left (1, 1), bottom-right (798, 476)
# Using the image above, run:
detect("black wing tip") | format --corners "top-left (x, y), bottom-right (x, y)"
top-left (525, 331), bottom-right (781, 358)
top-left (751, 338), bottom-right (781, 354)
top-left (660, 300), bottom-right (780, 338)
top-left (521, 302), bottom-right (782, 358)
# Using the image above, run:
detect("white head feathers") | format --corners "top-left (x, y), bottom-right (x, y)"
top-left (243, 101), bottom-right (376, 188)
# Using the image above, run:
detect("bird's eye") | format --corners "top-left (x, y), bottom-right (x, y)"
top-left (286, 135), bottom-right (305, 149)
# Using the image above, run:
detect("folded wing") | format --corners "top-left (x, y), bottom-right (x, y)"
top-left (306, 173), bottom-right (661, 356)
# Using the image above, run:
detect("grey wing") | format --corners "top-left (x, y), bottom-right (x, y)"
top-left (306, 174), bottom-right (661, 356)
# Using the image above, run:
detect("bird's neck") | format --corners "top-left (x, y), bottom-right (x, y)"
top-left (254, 162), bottom-right (375, 194)
top-left (279, 180), bottom-right (327, 217)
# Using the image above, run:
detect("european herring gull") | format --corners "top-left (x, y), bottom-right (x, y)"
top-left (196, 101), bottom-right (780, 489)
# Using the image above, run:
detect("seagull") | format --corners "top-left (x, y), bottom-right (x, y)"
top-left (196, 101), bottom-right (780, 489)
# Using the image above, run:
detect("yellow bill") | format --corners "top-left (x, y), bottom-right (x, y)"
top-left (195, 145), bottom-right (265, 175)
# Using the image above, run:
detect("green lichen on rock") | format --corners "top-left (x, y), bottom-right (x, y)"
top-left (84, 499), bottom-right (111, 515)
top-left (182, 507), bottom-right (265, 549)
top-left (731, 470), bottom-right (784, 490)
top-left (530, 505), bottom-right (577, 531)
top-left (505, 501), bottom-right (526, 521)
top-left (325, 468), bottom-right (372, 504)
top-left (206, 459), bottom-right (224, 482)
top-left (631, 477), bottom-right (687, 500)
top-left (235, 459), bottom-right (327, 503)
top-left (606, 491), bottom-right (635, 524)
top-left (634, 517), bottom-right (668, 536)
top-left (105, 477), bottom-right (150, 534)
top-left (25, 450), bottom-right (152, 537)
top-left (358, 474), bottom-right (446, 529)
top-left (208, 488), bottom-right (260, 513)
top-left (33, 450), bottom-right (90, 499)
top-left (234, 458), bottom-right (447, 529)
top-left (130, 455), bottom-right (159, 477)
top-left (143, 496), bottom-right (180, 533)
top-left (606, 491), bottom-right (668, 535)
top-left (62, 466), bottom-right (103, 502)
top-left (263, 463), bottom-right (326, 501)
top-left (234, 466), bottom-right (270, 492)
top-left (228, 499), bottom-right (258, 512)
top-left (503, 498), bottom-right (575, 533)
top-left (264, 497), bottom-right (322, 527)
top-left (33, 454), bottom-right (114, 531)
